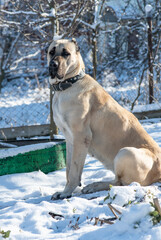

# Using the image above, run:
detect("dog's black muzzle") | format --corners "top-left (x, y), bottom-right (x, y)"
top-left (49, 59), bottom-right (58, 78)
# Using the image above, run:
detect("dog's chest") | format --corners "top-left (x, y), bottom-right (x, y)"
top-left (52, 93), bottom-right (73, 139)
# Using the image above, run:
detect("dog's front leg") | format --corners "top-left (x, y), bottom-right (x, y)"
top-left (52, 130), bottom-right (91, 200)
top-left (66, 140), bottom-right (73, 184)
top-left (65, 140), bottom-right (82, 187)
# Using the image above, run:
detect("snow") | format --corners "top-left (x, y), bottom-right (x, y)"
top-left (53, 34), bottom-right (63, 41)
top-left (145, 5), bottom-right (153, 17)
top-left (132, 103), bottom-right (161, 113)
top-left (1, 10), bottom-right (37, 15)
top-left (0, 119), bottom-right (161, 239)
top-left (0, 85), bottom-right (50, 128)
top-left (10, 51), bottom-right (40, 71)
top-left (0, 141), bottom-right (60, 159)
top-left (49, 8), bottom-right (56, 17)
top-left (0, 142), bottom-right (17, 149)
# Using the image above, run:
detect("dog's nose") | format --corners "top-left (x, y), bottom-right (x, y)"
top-left (49, 59), bottom-right (58, 78)
top-left (50, 59), bottom-right (58, 69)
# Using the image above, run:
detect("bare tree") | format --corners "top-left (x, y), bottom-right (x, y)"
top-left (0, 0), bottom-right (90, 88)
top-left (0, 0), bottom-right (160, 106)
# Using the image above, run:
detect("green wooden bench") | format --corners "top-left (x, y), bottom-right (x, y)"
top-left (0, 141), bottom-right (66, 176)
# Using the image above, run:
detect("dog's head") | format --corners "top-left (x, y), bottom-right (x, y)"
top-left (46, 38), bottom-right (85, 85)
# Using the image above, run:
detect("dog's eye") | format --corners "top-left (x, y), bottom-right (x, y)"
top-left (50, 50), bottom-right (55, 55)
top-left (62, 49), bottom-right (70, 57)
top-left (49, 47), bottom-right (55, 56)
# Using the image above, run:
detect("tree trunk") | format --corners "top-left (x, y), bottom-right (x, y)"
top-left (48, 1), bottom-right (59, 140)
top-left (0, 66), bottom-right (5, 93)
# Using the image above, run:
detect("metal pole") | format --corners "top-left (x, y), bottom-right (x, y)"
top-left (145, 5), bottom-right (154, 104)
top-left (92, 28), bottom-right (97, 80)
top-left (147, 16), bottom-right (154, 104)
top-left (49, 1), bottom-right (58, 140)
top-left (50, 87), bottom-right (58, 140)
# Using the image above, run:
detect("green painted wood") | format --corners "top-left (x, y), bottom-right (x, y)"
top-left (0, 142), bottom-right (66, 176)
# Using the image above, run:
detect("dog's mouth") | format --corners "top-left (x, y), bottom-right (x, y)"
top-left (49, 73), bottom-right (65, 86)
top-left (49, 64), bottom-right (65, 81)
top-left (56, 73), bottom-right (64, 80)
top-left (49, 69), bottom-right (64, 81)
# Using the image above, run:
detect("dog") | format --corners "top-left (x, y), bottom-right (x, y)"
top-left (46, 38), bottom-right (161, 200)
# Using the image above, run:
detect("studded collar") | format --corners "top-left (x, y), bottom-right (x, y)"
top-left (52, 70), bottom-right (85, 92)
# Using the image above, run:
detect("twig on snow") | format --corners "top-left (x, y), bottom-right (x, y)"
top-left (49, 212), bottom-right (64, 219)
top-left (108, 203), bottom-right (122, 219)
top-left (94, 216), bottom-right (117, 225)
top-left (153, 198), bottom-right (161, 216)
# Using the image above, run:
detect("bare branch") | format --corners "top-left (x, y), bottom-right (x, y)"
top-left (131, 66), bottom-right (147, 111)
top-left (2, 32), bottom-right (21, 70)
top-left (63, 0), bottom-right (88, 38)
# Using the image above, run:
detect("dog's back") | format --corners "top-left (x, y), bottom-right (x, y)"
top-left (82, 74), bottom-right (161, 185)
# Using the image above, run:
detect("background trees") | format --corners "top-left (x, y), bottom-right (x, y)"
top-left (0, 0), bottom-right (160, 106)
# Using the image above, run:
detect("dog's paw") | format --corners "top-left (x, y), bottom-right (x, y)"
top-left (51, 191), bottom-right (72, 200)
top-left (82, 183), bottom-right (98, 194)
top-left (82, 182), bottom-right (110, 194)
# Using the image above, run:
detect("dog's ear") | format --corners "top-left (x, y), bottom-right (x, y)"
top-left (45, 44), bottom-right (49, 54)
top-left (71, 38), bottom-right (80, 52)
top-left (45, 41), bottom-right (53, 54)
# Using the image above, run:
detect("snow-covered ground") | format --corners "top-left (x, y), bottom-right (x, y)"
top-left (0, 118), bottom-right (161, 240)
top-left (0, 70), bottom-right (161, 239)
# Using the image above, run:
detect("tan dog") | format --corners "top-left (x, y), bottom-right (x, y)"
top-left (47, 39), bottom-right (161, 200)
